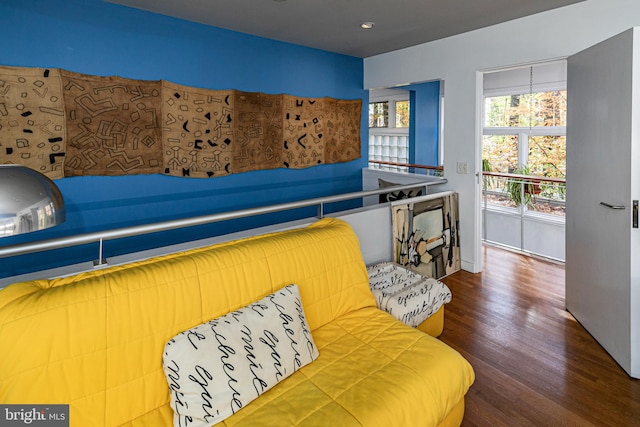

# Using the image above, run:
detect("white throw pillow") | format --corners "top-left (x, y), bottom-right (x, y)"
top-left (367, 262), bottom-right (452, 327)
top-left (162, 284), bottom-right (319, 427)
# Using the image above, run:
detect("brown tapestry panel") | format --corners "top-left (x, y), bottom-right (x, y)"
top-left (233, 91), bottom-right (283, 174)
top-left (282, 95), bottom-right (328, 169)
top-left (0, 65), bottom-right (65, 179)
top-left (325, 99), bottom-right (361, 164)
top-left (162, 81), bottom-right (233, 178)
top-left (61, 70), bottom-right (163, 176)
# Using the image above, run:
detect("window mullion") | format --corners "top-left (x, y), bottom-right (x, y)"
top-left (519, 132), bottom-right (529, 168)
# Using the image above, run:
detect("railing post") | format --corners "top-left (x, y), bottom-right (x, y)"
top-left (482, 174), bottom-right (487, 241)
top-left (520, 177), bottom-right (525, 252)
top-left (93, 238), bottom-right (108, 267)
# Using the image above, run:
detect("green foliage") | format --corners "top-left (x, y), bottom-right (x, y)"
top-left (483, 90), bottom-right (567, 179)
top-left (505, 165), bottom-right (539, 208)
top-left (395, 100), bottom-right (410, 128)
top-left (482, 158), bottom-right (495, 188)
top-left (484, 91), bottom-right (567, 128)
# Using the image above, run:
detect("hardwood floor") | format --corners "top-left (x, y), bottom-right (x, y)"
top-left (439, 245), bottom-right (640, 427)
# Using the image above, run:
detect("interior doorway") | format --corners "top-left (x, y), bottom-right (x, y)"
top-left (480, 60), bottom-right (567, 261)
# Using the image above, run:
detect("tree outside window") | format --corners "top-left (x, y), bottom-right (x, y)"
top-left (482, 135), bottom-right (518, 174)
top-left (395, 100), bottom-right (410, 128)
top-left (369, 101), bottom-right (388, 128)
top-left (528, 135), bottom-right (566, 178)
top-left (483, 90), bottom-right (566, 216)
top-left (485, 91), bottom-right (566, 130)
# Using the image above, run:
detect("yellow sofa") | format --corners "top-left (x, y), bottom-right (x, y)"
top-left (0, 218), bottom-right (474, 426)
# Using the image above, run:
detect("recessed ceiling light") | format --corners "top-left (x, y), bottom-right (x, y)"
top-left (361, 22), bottom-right (375, 29)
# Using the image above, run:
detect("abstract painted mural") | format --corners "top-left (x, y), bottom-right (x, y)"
top-left (0, 65), bottom-right (361, 179)
top-left (391, 192), bottom-right (460, 279)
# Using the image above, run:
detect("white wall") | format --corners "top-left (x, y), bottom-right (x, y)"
top-left (364, 0), bottom-right (640, 273)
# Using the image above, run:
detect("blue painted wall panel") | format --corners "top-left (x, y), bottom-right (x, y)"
top-left (0, 0), bottom-right (366, 277)
top-left (405, 81), bottom-right (440, 168)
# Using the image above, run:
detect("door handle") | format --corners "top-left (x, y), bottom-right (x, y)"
top-left (634, 200), bottom-right (638, 228)
top-left (600, 202), bottom-right (626, 210)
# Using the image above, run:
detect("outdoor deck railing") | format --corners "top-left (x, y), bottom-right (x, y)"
top-left (482, 171), bottom-right (566, 255)
top-left (482, 171), bottom-right (566, 215)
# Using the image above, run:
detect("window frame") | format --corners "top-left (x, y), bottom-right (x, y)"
top-left (394, 99), bottom-right (410, 128)
top-left (368, 91), bottom-right (411, 170)
top-left (368, 101), bottom-right (389, 128)
top-left (482, 89), bottom-right (566, 216)
top-left (368, 93), bottom-right (410, 131)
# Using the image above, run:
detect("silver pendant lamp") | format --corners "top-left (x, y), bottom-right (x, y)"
top-left (0, 165), bottom-right (66, 237)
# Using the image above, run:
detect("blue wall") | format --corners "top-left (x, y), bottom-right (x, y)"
top-left (0, 0), bottom-right (367, 277)
top-left (406, 81), bottom-right (440, 168)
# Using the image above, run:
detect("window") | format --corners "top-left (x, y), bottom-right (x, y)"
top-left (485, 92), bottom-right (566, 129)
top-left (369, 101), bottom-right (388, 128)
top-left (368, 91), bottom-right (410, 171)
top-left (483, 90), bottom-right (566, 176)
top-left (395, 100), bottom-right (410, 128)
top-left (482, 63), bottom-right (567, 217)
top-left (482, 134), bottom-right (518, 174)
top-left (368, 84), bottom-right (443, 176)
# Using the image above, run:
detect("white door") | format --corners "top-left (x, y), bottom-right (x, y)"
top-left (566, 27), bottom-right (640, 378)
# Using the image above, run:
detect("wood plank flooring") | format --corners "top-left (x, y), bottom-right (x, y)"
top-left (438, 245), bottom-right (640, 427)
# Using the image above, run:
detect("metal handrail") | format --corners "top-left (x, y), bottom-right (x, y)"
top-left (368, 160), bottom-right (444, 173)
top-left (0, 179), bottom-right (447, 259)
top-left (482, 171), bottom-right (565, 184)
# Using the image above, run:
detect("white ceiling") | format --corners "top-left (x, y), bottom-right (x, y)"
top-left (106, 0), bottom-right (586, 58)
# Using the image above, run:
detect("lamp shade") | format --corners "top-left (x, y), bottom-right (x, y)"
top-left (0, 165), bottom-right (66, 237)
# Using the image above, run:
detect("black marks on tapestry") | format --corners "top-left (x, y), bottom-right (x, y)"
top-left (0, 65), bottom-right (362, 179)
top-left (162, 81), bottom-right (233, 178)
top-left (61, 69), bottom-right (162, 176)
top-left (0, 65), bottom-right (65, 178)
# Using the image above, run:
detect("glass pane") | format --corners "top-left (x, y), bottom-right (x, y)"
top-left (529, 182), bottom-right (566, 216)
top-left (527, 135), bottom-right (566, 216)
top-left (482, 135), bottom-right (518, 173)
top-left (527, 135), bottom-right (566, 178)
top-left (484, 90), bottom-right (567, 128)
top-left (482, 135), bottom-right (518, 209)
top-left (369, 101), bottom-right (388, 128)
top-left (483, 175), bottom-right (516, 208)
top-left (395, 100), bottom-right (410, 127)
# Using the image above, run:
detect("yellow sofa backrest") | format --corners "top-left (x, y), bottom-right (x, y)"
top-left (0, 218), bottom-right (375, 426)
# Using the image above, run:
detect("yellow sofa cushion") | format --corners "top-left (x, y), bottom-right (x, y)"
top-left (215, 307), bottom-right (474, 427)
top-left (0, 218), bottom-right (377, 426)
top-left (125, 307), bottom-right (474, 426)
